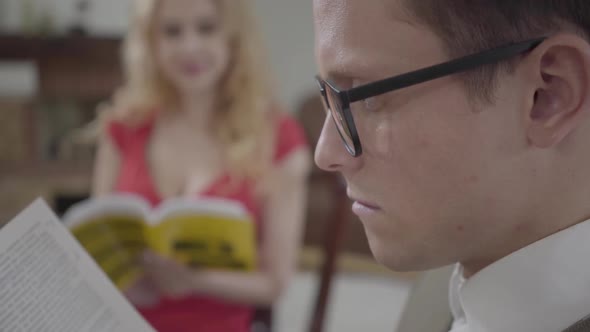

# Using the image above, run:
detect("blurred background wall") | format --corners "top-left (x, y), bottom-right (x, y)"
top-left (0, 0), bottom-right (317, 110)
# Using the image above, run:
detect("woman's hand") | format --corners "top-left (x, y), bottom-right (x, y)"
top-left (142, 251), bottom-right (201, 300)
top-left (123, 275), bottom-right (160, 308)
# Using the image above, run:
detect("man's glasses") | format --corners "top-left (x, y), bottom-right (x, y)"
top-left (316, 37), bottom-right (547, 157)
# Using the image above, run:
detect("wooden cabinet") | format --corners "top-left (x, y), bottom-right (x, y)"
top-left (0, 34), bottom-right (122, 222)
top-left (0, 34), bottom-right (123, 100)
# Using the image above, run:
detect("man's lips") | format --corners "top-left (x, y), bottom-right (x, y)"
top-left (351, 200), bottom-right (381, 217)
top-left (352, 199), bottom-right (380, 210)
top-left (347, 189), bottom-right (380, 210)
top-left (348, 191), bottom-right (381, 216)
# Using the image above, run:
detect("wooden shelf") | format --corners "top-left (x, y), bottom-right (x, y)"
top-left (0, 34), bottom-right (121, 59)
top-left (0, 34), bottom-right (123, 100)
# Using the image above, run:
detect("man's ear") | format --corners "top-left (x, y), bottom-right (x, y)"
top-left (524, 34), bottom-right (590, 148)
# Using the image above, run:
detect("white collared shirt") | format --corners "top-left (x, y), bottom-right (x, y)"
top-left (448, 219), bottom-right (590, 332)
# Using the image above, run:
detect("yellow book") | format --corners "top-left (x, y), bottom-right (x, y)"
top-left (63, 194), bottom-right (257, 291)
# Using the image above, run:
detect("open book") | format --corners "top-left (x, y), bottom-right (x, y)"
top-left (62, 194), bottom-right (257, 291)
top-left (0, 199), bottom-right (155, 332)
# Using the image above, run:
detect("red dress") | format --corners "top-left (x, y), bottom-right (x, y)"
top-left (107, 112), bottom-right (307, 332)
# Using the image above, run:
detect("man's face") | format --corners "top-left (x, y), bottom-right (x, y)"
top-left (313, 0), bottom-right (536, 271)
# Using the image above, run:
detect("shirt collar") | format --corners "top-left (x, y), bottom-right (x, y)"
top-left (451, 219), bottom-right (590, 332)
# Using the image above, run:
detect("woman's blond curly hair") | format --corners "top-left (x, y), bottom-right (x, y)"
top-left (109, 0), bottom-right (276, 179)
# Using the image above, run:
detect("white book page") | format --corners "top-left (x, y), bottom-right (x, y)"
top-left (0, 199), bottom-right (155, 332)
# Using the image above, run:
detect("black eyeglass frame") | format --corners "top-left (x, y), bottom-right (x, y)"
top-left (316, 37), bottom-right (547, 157)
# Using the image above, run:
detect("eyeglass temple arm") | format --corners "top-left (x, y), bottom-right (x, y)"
top-left (346, 37), bottom-right (547, 103)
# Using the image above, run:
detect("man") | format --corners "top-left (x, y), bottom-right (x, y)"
top-left (312, 1), bottom-right (590, 331)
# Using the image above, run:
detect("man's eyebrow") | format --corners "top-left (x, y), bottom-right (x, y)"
top-left (322, 66), bottom-right (373, 87)
top-left (321, 55), bottom-right (397, 86)
top-left (323, 71), bottom-right (352, 85)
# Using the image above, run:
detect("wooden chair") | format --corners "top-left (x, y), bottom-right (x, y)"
top-left (252, 94), bottom-right (352, 332)
top-left (252, 307), bottom-right (274, 332)
top-left (307, 172), bottom-right (349, 332)
top-left (295, 94), bottom-right (352, 332)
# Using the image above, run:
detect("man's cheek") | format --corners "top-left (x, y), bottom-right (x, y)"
top-left (374, 122), bottom-right (395, 156)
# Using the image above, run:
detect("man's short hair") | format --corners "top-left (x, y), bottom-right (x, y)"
top-left (403, 1), bottom-right (590, 102)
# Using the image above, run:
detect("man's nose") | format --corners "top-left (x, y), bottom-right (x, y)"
top-left (314, 114), bottom-right (360, 173)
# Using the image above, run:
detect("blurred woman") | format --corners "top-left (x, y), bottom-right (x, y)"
top-left (92, 0), bottom-right (311, 331)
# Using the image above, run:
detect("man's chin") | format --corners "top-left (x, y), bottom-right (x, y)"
top-left (373, 254), bottom-right (416, 272)
top-left (369, 241), bottom-right (442, 273)
top-left (368, 240), bottom-right (407, 271)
